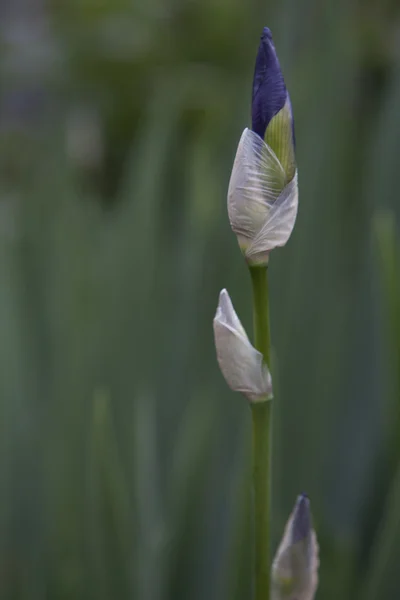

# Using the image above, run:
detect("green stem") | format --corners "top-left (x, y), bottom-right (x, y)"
top-left (249, 265), bottom-right (272, 600)
top-left (250, 266), bottom-right (271, 362)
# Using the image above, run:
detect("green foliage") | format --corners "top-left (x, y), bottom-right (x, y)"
top-left (1, 0), bottom-right (400, 598)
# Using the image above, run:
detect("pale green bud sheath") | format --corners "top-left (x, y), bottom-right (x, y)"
top-left (264, 98), bottom-right (296, 183)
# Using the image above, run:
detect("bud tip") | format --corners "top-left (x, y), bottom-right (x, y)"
top-left (292, 493), bottom-right (311, 543)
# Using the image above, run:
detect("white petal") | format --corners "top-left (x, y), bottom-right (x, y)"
top-left (215, 288), bottom-right (247, 340)
top-left (246, 172), bottom-right (298, 263)
top-left (213, 289), bottom-right (272, 403)
top-left (228, 128), bottom-right (287, 252)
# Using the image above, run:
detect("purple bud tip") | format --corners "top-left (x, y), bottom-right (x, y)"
top-left (262, 27), bottom-right (273, 41)
top-left (292, 494), bottom-right (311, 543)
top-left (251, 27), bottom-right (288, 140)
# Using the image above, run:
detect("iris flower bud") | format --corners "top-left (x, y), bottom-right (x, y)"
top-left (213, 289), bottom-right (272, 403)
top-left (271, 494), bottom-right (319, 600)
top-left (228, 27), bottom-right (298, 266)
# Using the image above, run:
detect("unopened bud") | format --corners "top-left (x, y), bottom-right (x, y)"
top-left (213, 289), bottom-right (272, 403)
top-left (271, 494), bottom-right (319, 600)
top-left (228, 28), bottom-right (298, 266)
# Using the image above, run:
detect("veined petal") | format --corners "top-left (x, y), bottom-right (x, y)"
top-left (215, 285), bottom-right (247, 340)
top-left (213, 289), bottom-right (272, 403)
top-left (246, 171), bottom-right (298, 264)
top-left (227, 128), bottom-right (298, 265)
top-left (271, 494), bottom-right (319, 600)
top-left (228, 128), bottom-right (287, 252)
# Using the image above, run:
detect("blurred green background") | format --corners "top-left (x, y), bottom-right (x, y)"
top-left (1, 0), bottom-right (400, 598)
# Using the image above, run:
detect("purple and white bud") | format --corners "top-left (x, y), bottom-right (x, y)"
top-left (228, 28), bottom-right (298, 266)
top-left (271, 494), bottom-right (319, 600)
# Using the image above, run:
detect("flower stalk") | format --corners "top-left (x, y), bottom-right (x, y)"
top-left (212, 25), bottom-right (317, 600)
top-left (250, 265), bottom-right (272, 600)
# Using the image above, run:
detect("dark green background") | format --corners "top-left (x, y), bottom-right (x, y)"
top-left (1, 0), bottom-right (400, 598)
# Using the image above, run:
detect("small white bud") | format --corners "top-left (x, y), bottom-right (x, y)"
top-left (213, 289), bottom-right (272, 403)
top-left (271, 494), bottom-right (319, 600)
top-left (228, 128), bottom-right (298, 266)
